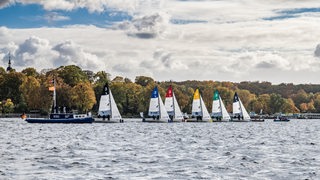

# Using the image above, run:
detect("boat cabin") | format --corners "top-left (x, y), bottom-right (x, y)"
top-left (50, 113), bottom-right (74, 119)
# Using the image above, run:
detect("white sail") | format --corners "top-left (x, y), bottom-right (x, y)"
top-left (98, 95), bottom-right (111, 116)
top-left (239, 99), bottom-right (251, 120)
top-left (158, 93), bottom-right (170, 120)
top-left (109, 90), bottom-right (122, 120)
top-left (220, 96), bottom-right (231, 121)
top-left (233, 92), bottom-right (250, 121)
top-left (212, 98), bottom-right (221, 116)
top-left (200, 96), bottom-right (211, 120)
top-left (233, 100), bottom-right (241, 116)
top-left (192, 98), bottom-right (202, 116)
top-left (148, 97), bottom-right (160, 116)
top-left (165, 95), bottom-right (174, 114)
top-left (173, 92), bottom-right (184, 120)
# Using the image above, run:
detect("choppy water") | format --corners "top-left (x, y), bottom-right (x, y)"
top-left (1, 118), bottom-right (320, 179)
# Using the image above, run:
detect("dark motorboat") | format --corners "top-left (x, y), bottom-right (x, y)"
top-left (25, 113), bottom-right (94, 123)
top-left (274, 116), bottom-right (290, 122)
top-left (25, 78), bottom-right (94, 124)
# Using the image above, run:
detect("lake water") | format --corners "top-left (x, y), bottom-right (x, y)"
top-left (1, 118), bottom-right (320, 179)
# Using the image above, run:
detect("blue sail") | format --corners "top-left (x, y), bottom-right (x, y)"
top-left (151, 86), bottom-right (159, 98)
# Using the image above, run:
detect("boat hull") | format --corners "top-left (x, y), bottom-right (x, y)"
top-left (142, 118), bottom-right (170, 123)
top-left (25, 117), bottom-right (94, 123)
top-left (184, 118), bottom-right (212, 122)
top-left (230, 119), bottom-right (251, 122)
top-left (94, 118), bottom-right (123, 123)
top-left (274, 120), bottom-right (290, 122)
top-left (251, 120), bottom-right (265, 122)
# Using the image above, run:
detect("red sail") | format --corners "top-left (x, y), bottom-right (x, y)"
top-left (166, 85), bottom-right (173, 97)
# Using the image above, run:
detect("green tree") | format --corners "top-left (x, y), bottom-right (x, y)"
top-left (21, 67), bottom-right (39, 77)
top-left (281, 98), bottom-right (299, 113)
top-left (269, 93), bottom-right (284, 114)
top-left (135, 76), bottom-right (154, 86)
top-left (57, 65), bottom-right (88, 87)
top-left (20, 76), bottom-right (41, 110)
top-left (71, 82), bottom-right (96, 113)
top-left (3, 99), bottom-right (14, 113)
top-left (0, 71), bottom-right (25, 103)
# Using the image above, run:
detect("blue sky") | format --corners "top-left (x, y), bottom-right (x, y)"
top-left (1, 0), bottom-right (320, 84)
top-left (0, 3), bottom-right (131, 28)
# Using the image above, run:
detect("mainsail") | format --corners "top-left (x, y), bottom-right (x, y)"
top-left (98, 83), bottom-right (122, 120)
top-left (192, 89), bottom-right (202, 117)
top-left (148, 86), bottom-right (169, 120)
top-left (192, 89), bottom-right (211, 121)
top-left (165, 85), bottom-right (183, 120)
top-left (233, 92), bottom-right (250, 121)
top-left (212, 90), bottom-right (230, 121)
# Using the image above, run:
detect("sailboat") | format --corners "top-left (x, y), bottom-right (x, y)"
top-left (164, 85), bottom-right (184, 122)
top-left (96, 83), bottom-right (123, 123)
top-left (232, 92), bottom-right (251, 122)
top-left (190, 89), bottom-right (212, 122)
top-left (211, 90), bottom-right (231, 122)
top-left (141, 86), bottom-right (170, 123)
top-left (25, 79), bottom-right (94, 123)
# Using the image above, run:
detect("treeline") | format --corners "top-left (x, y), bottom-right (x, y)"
top-left (1, 65), bottom-right (320, 116)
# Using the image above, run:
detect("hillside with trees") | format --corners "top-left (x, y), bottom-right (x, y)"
top-left (1, 65), bottom-right (320, 116)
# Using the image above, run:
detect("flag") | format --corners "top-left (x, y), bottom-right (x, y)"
top-left (49, 86), bottom-right (55, 91)
top-left (193, 89), bottom-right (200, 100)
top-left (151, 86), bottom-right (159, 98)
top-left (103, 83), bottom-right (110, 95)
top-left (213, 90), bottom-right (219, 101)
top-left (165, 85), bottom-right (173, 97)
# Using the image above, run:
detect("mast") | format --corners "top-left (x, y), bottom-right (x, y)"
top-left (157, 92), bottom-right (161, 117)
top-left (172, 91), bottom-right (176, 117)
top-left (199, 92), bottom-right (203, 116)
top-left (109, 88), bottom-right (112, 118)
top-left (218, 95), bottom-right (222, 117)
top-left (238, 97), bottom-right (243, 117)
top-left (53, 78), bottom-right (56, 113)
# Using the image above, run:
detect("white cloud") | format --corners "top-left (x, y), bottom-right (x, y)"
top-left (0, 0), bottom-right (13, 9)
top-left (44, 12), bottom-right (70, 22)
top-left (314, 44), bottom-right (320, 57)
top-left (115, 12), bottom-right (170, 39)
top-left (52, 40), bottom-right (102, 69)
top-left (2, 0), bottom-right (320, 83)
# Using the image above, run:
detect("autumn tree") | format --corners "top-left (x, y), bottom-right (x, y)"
top-left (135, 76), bottom-right (154, 86)
top-left (281, 98), bottom-right (299, 113)
top-left (269, 93), bottom-right (284, 114)
top-left (57, 65), bottom-right (89, 87)
top-left (2, 99), bottom-right (14, 113)
top-left (21, 67), bottom-right (39, 77)
top-left (71, 82), bottom-right (96, 113)
top-left (20, 76), bottom-right (41, 110)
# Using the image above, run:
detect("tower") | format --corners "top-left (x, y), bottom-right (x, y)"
top-left (6, 52), bottom-right (12, 72)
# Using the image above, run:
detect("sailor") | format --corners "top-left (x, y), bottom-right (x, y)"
top-left (20, 113), bottom-right (27, 119)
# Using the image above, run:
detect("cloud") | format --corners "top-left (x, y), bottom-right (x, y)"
top-left (116, 13), bottom-right (169, 39)
top-left (14, 36), bottom-right (58, 67)
top-left (0, 26), bottom-right (12, 45)
top-left (44, 12), bottom-right (70, 22)
top-left (0, 0), bottom-right (13, 9)
top-left (0, 35), bottom-right (104, 71)
top-left (3, 1), bottom-right (320, 83)
top-left (314, 44), bottom-right (320, 57)
top-left (52, 40), bottom-right (101, 69)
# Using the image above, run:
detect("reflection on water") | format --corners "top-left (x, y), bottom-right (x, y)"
top-left (1, 119), bottom-right (320, 179)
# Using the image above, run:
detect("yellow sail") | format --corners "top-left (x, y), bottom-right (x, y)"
top-left (193, 89), bottom-right (200, 100)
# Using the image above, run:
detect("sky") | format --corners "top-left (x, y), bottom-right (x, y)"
top-left (1, 0), bottom-right (320, 84)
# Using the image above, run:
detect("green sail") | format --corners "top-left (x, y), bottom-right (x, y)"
top-left (213, 90), bottom-right (219, 101)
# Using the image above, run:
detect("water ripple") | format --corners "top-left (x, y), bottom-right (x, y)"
top-left (1, 119), bottom-right (320, 179)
